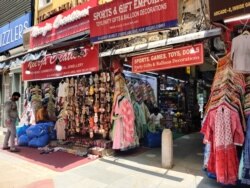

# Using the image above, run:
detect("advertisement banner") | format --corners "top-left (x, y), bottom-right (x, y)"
top-left (22, 45), bottom-right (99, 81)
top-left (30, 0), bottom-right (98, 48)
top-left (0, 12), bottom-right (31, 53)
top-left (132, 43), bottom-right (204, 73)
top-left (209, 0), bottom-right (250, 21)
top-left (89, 0), bottom-right (178, 42)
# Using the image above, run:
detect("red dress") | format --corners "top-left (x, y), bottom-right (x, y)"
top-left (201, 105), bottom-right (244, 185)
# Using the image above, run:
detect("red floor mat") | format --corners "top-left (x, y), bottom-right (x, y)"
top-left (0, 146), bottom-right (96, 172)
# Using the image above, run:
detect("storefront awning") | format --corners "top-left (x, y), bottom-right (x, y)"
top-left (0, 33), bottom-right (89, 67)
top-left (0, 44), bottom-right (51, 64)
top-left (99, 28), bottom-right (222, 57)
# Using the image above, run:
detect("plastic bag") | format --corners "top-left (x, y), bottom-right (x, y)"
top-left (28, 134), bottom-right (49, 148)
top-left (18, 134), bottom-right (30, 146)
top-left (26, 124), bottom-right (48, 139)
top-left (17, 125), bottom-right (29, 138)
top-left (49, 130), bottom-right (57, 140)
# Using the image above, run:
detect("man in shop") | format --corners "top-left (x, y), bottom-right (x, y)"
top-left (2, 92), bottom-right (21, 152)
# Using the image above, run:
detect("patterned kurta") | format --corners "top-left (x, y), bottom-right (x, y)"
top-left (201, 105), bottom-right (245, 185)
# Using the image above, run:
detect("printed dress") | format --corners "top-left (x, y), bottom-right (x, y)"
top-left (112, 96), bottom-right (138, 150)
top-left (201, 105), bottom-right (245, 185)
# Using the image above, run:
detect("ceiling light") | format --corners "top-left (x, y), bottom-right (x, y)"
top-left (25, 68), bottom-right (31, 75)
top-left (224, 14), bottom-right (250, 23)
top-left (55, 59), bottom-right (62, 71)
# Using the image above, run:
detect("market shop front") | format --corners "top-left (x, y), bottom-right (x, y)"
top-left (130, 43), bottom-right (205, 134)
top-left (199, 0), bottom-right (250, 186)
top-left (17, 0), bottom-right (119, 156)
top-left (89, 0), bottom-right (221, 152)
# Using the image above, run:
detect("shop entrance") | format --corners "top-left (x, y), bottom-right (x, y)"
top-left (122, 64), bottom-right (215, 143)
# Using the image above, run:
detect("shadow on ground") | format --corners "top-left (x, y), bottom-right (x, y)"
top-left (100, 132), bottom-right (223, 187)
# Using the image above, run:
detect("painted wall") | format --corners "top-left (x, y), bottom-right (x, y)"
top-left (34, 0), bottom-right (79, 24)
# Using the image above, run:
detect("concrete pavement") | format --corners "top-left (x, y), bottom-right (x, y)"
top-left (0, 130), bottom-right (221, 188)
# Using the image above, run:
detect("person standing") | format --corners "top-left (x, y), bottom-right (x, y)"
top-left (2, 92), bottom-right (21, 152)
top-left (149, 107), bottom-right (164, 132)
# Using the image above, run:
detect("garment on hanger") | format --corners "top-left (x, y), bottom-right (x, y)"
top-left (201, 104), bottom-right (244, 185)
top-left (201, 54), bottom-right (246, 185)
top-left (58, 80), bottom-right (69, 97)
top-left (231, 33), bottom-right (250, 73)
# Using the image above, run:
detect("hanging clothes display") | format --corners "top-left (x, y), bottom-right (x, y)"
top-left (111, 72), bottom-right (139, 150)
top-left (238, 74), bottom-right (250, 184)
top-left (133, 101), bottom-right (147, 139)
top-left (201, 54), bottom-right (245, 185)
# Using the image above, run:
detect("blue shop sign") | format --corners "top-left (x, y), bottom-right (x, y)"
top-left (0, 12), bottom-right (31, 53)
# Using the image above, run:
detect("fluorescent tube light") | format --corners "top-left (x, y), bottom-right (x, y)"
top-left (224, 14), bottom-right (250, 23)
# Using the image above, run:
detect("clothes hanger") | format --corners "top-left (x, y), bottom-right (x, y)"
top-left (243, 30), bottom-right (250, 35)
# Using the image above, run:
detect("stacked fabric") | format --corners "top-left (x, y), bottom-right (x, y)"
top-left (244, 75), bottom-right (250, 116)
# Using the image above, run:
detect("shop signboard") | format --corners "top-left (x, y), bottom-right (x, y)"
top-left (209, 0), bottom-right (250, 21)
top-left (89, 0), bottom-right (178, 42)
top-left (30, 0), bottom-right (98, 48)
top-left (132, 43), bottom-right (204, 73)
top-left (22, 45), bottom-right (99, 81)
top-left (0, 12), bottom-right (31, 53)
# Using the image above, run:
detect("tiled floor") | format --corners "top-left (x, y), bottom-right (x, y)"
top-left (0, 131), bottom-right (221, 188)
